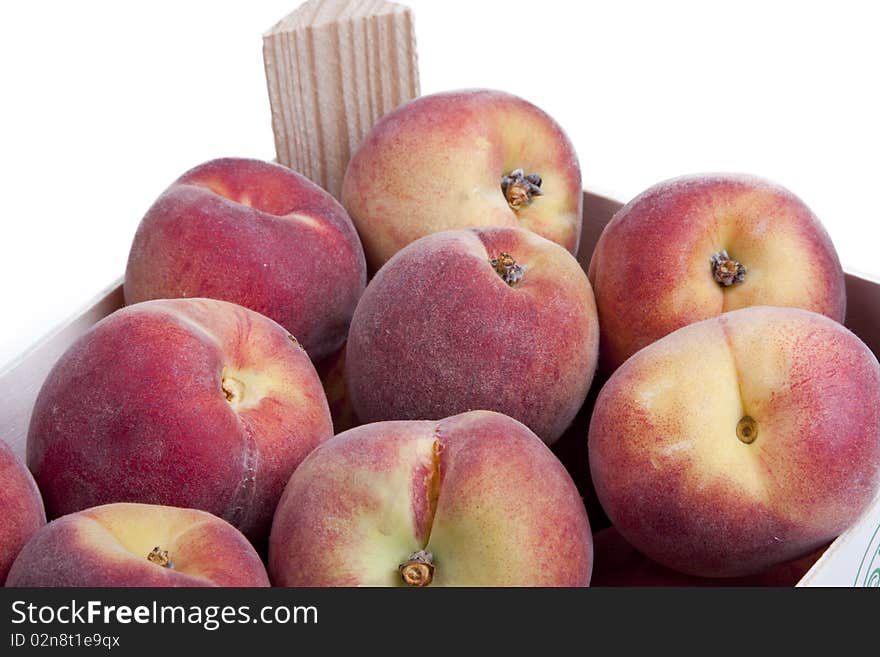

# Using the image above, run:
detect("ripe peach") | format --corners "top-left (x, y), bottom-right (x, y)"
top-left (6, 503), bottom-right (269, 587)
top-left (125, 157), bottom-right (367, 362)
top-left (0, 442), bottom-right (45, 585)
top-left (588, 174), bottom-right (846, 372)
top-left (342, 89), bottom-right (582, 271)
top-left (27, 298), bottom-right (333, 544)
top-left (269, 411), bottom-right (592, 586)
top-left (589, 306), bottom-right (880, 577)
top-left (345, 226), bottom-right (599, 444)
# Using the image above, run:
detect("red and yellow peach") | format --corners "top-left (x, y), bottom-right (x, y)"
top-left (27, 298), bottom-right (333, 544)
top-left (588, 174), bottom-right (846, 372)
top-left (6, 503), bottom-right (269, 587)
top-left (342, 89), bottom-right (583, 271)
top-left (269, 411), bottom-right (593, 586)
top-left (589, 306), bottom-right (880, 577)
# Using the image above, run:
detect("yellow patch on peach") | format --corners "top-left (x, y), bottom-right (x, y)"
top-left (218, 368), bottom-right (256, 410)
top-left (220, 365), bottom-right (307, 412)
top-left (79, 506), bottom-right (207, 570)
top-left (627, 328), bottom-right (769, 503)
top-left (473, 135), bottom-right (493, 152)
top-left (68, 506), bottom-right (242, 583)
top-left (342, 90), bottom-right (581, 270)
top-left (347, 437), bottom-right (437, 586)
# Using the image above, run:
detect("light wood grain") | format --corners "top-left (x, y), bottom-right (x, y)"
top-left (263, 0), bottom-right (419, 199)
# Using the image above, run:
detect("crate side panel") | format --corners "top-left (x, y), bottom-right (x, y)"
top-left (798, 491), bottom-right (880, 586)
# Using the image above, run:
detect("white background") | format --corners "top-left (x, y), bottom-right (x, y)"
top-left (1, 0), bottom-right (878, 368)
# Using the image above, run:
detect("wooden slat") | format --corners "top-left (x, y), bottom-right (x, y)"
top-left (262, 0), bottom-right (420, 199)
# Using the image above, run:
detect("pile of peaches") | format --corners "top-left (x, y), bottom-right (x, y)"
top-left (3, 90), bottom-right (879, 587)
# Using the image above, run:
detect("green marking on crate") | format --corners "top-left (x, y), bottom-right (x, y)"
top-left (854, 521), bottom-right (880, 587)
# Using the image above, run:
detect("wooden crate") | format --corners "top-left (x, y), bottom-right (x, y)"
top-left (3, 0), bottom-right (879, 587)
top-left (2, 190), bottom-right (879, 586)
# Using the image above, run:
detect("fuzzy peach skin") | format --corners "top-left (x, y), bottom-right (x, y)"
top-left (590, 527), bottom-right (827, 587)
top-left (0, 442), bottom-right (46, 585)
top-left (27, 298), bottom-right (333, 544)
top-left (269, 411), bottom-right (592, 586)
top-left (341, 89), bottom-right (582, 271)
top-left (589, 306), bottom-right (880, 578)
top-left (588, 174), bottom-right (846, 372)
top-left (125, 157), bottom-right (367, 362)
top-left (345, 226), bottom-right (599, 444)
top-left (6, 503), bottom-right (269, 587)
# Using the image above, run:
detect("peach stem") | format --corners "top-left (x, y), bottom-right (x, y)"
top-left (399, 550), bottom-right (435, 587)
top-left (711, 250), bottom-right (747, 287)
top-left (222, 373), bottom-right (245, 404)
top-left (490, 252), bottom-right (526, 286)
top-left (501, 168), bottom-right (542, 211)
top-left (147, 546), bottom-right (174, 569)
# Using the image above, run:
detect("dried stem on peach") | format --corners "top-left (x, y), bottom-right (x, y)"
top-left (221, 371), bottom-right (245, 404)
top-left (501, 169), bottom-right (542, 211)
top-left (147, 546), bottom-right (173, 569)
top-left (711, 250), bottom-right (746, 287)
top-left (399, 549), bottom-right (435, 586)
top-left (490, 252), bottom-right (526, 285)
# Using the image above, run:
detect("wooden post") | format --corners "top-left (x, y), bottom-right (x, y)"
top-left (263, 0), bottom-right (420, 200)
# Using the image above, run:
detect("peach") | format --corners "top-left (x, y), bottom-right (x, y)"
top-left (589, 306), bottom-right (880, 577)
top-left (0, 442), bottom-right (45, 585)
top-left (591, 527), bottom-right (826, 587)
top-left (341, 89), bottom-right (582, 271)
top-left (125, 157), bottom-right (367, 362)
top-left (269, 411), bottom-right (592, 586)
top-left (6, 503), bottom-right (268, 587)
top-left (588, 174), bottom-right (846, 372)
top-left (27, 298), bottom-right (333, 544)
top-left (345, 226), bottom-right (599, 444)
